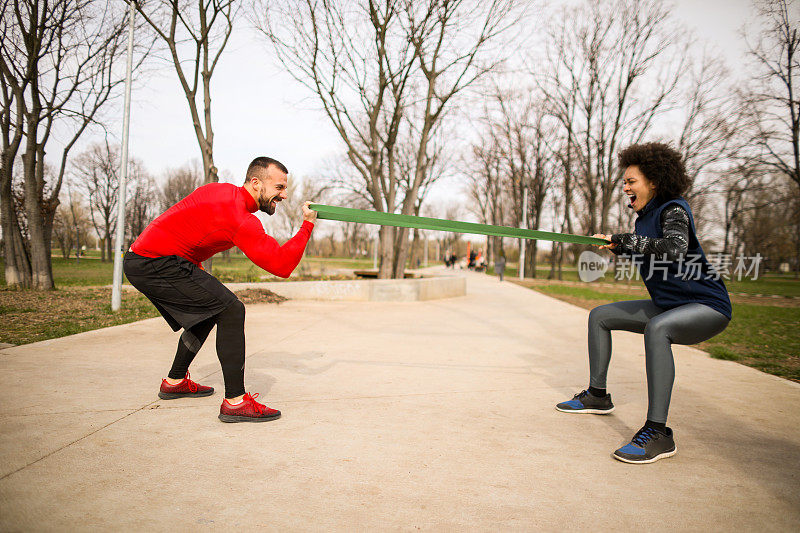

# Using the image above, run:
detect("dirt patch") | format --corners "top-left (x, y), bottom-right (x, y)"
top-left (234, 288), bottom-right (288, 304)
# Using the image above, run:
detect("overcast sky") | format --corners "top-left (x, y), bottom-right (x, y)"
top-left (103, 0), bottom-right (759, 190)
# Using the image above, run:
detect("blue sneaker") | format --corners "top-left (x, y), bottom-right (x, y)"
top-left (613, 426), bottom-right (677, 464)
top-left (555, 389), bottom-right (614, 414)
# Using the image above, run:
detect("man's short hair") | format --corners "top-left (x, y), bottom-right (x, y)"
top-left (245, 157), bottom-right (288, 184)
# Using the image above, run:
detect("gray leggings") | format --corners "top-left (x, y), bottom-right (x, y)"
top-left (588, 300), bottom-right (729, 423)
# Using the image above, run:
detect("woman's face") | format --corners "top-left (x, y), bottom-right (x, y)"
top-left (622, 165), bottom-right (657, 211)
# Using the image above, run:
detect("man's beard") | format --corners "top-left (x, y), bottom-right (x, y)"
top-left (258, 194), bottom-right (277, 215)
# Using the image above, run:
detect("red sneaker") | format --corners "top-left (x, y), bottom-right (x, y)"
top-left (218, 392), bottom-right (281, 423)
top-left (158, 372), bottom-right (214, 399)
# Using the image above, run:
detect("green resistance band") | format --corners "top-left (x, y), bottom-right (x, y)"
top-left (308, 204), bottom-right (609, 246)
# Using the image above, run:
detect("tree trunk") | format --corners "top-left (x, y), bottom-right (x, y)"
top-left (27, 209), bottom-right (56, 290)
top-left (526, 240), bottom-right (538, 279)
top-left (392, 227), bottom-right (411, 278)
top-left (408, 228), bottom-right (422, 270)
top-left (0, 189), bottom-right (32, 288)
top-left (23, 144), bottom-right (56, 289)
top-left (795, 216), bottom-right (800, 280)
top-left (378, 225), bottom-right (395, 278)
top-left (105, 232), bottom-right (113, 262)
top-left (548, 241), bottom-right (558, 280)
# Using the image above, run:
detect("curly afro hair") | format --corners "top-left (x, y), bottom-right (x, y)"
top-left (618, 142), bottom-right (690, 199)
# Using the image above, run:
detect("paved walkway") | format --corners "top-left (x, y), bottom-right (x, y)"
top-left (1, 268), bottom-right (798, 531)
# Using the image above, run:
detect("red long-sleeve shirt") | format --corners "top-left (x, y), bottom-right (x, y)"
top-left (131, 183), bottom-right (313, 278)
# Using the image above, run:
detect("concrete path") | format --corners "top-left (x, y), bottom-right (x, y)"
top-left (1, 268), bottom-right (798, 531)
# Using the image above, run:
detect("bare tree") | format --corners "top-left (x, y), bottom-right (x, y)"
top-left (53, 191), bottom-right (91, 259)
top-left (466, 138), bottom-right (505, 229)
top-left (744, 0), bottom-right (799, 189)
top-left (72, 143), bottom-right (121, 261)
top-left (536, 10), bottom-right (587, 278)
top-left (53, 205), bottom-right (76, 259)
top-left (469, 85), bottom-right (530, 270)
top-left (742, 0), bottom-right (799, 274)
top-left (720, 163), bottom-right (765, 255)
top-left (330, 193), bottom-right (373, 259)
top-left (521, 103), bottom-right (559, 278)
top-left (134, 0), bottom-right (236, 185)
top-left (540, 0), bottom-right (687, 236)
top-left (397, 131), bottom-right (452, 268)
top-left (72, 144), bottom-right (157, 260)
top-left (677, 54), bottom-right (739, 204)
top-left (0, 11), bottom-right (29, 287)
top-left (126, 160), bottom-right (158, 242)
top-left (255, 0), bottom-right (417, 278)
top-left (255, 0), bottom-right (520, 278)
top-left (159, 160), bottom-right (202, 210)
top-left (389, 0), bottom-right (521, 277)
top-left (1, 0), bottom-right (136, 288)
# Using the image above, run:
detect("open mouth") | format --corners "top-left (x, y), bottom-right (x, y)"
top-left (627, 193), bottom-right (637, 208)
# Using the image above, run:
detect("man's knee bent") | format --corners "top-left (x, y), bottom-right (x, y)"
top-left (219, 299), bottom-right (245, 323)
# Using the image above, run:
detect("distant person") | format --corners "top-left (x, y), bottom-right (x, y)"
top-left (494, 252), bottom-right (506, 282)
top-left (555, 143), bottom-right (731, 463)
top-left (124, 157), bottom-right (316, 423)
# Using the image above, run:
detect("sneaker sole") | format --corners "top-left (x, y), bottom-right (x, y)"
top-left (555, 406), bottom-right (615, 414)
top-left (218, 413), bottom-right (281, 423)
top-left (158, 390), bottom-right (214, 400)
top-left (612, 447), bottom-right (677, 464)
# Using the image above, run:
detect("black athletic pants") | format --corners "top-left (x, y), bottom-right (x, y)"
top-left (123, 252), bottom-right (247, 399)
top-left (169, 300), bottom-right (247, 399)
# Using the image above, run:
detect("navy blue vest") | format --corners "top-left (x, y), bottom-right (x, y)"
top-left (633, 196), bottom-right (732, 319)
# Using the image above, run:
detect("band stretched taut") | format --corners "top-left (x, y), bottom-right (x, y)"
top-left (309, 204), bottom-right (610, 246)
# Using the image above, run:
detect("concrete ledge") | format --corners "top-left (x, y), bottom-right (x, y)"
top-left (224, 276), bottom-right (466, 302)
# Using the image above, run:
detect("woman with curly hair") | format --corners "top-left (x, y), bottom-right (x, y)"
top-left (555, 142), bottom-right (732, 464)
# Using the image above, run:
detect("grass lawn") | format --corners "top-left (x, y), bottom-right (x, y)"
top-left (494, 265), bottom-right (800, 297)
top-left (514, 282), bottom-right (800, 382)
top-left (0, 254), bottom-right (381, 346)
top-left (0, 288), bottom-right (160, 345)
top-left (0, 287), bottom-right (287, 346)
top-left (0, 254), bottom-right (381, 288)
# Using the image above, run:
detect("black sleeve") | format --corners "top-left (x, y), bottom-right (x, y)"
top-left (610, 205), bottom-right (690, 261)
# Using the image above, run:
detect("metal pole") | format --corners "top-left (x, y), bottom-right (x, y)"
top-left (111, 1), bottom-right (136, 311)
top-left (519, 188), bottom-right (528, 280)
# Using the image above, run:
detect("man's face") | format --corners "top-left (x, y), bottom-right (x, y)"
top-left (254, 166), bottom-right (288, 215)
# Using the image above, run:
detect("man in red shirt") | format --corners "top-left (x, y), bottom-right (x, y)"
top-left (124, 156), bottom-right (316, 422)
